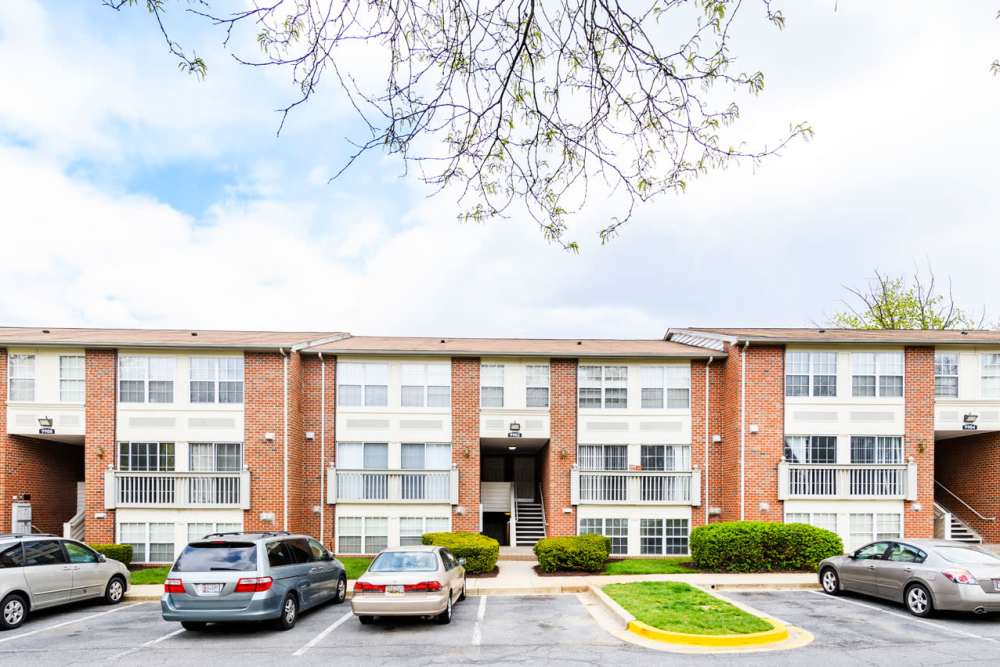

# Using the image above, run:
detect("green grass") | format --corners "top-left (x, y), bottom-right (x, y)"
top-left (603, 582), bottom-right (773, 635)
top-left (129, 566), bottom-right (170, 585)
top-left (603, 558), bottom-right (696, 575)
top-left (337, 556), bottom-right (372, 579)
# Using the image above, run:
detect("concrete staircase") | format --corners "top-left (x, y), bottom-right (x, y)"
top-left (934, 501), bottom-right (983, 544)
top-left (514, 501), bottom-right (546, 547)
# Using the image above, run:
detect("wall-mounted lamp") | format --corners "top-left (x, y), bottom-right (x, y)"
top-left (964, 413), bottom-right (979, 424)
top-left (507, 445), bottom-right (517, 451)
top-left (509, 422), bottom-right (521, 432)
top-left (37, 417), bottom-right (53, 428)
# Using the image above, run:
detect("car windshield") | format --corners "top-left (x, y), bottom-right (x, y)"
top-left (173, 542), bottom-right (258, 572)
top-left (369, 551), bottom-right (439, 573)
top-left (936, 547), bottom-right (1000, 565)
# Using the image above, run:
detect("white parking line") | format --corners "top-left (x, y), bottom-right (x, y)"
top-left (106, 627), bottom-right (185, 660)
top-left (472, 595), bottom-right (487, 645)
top-left (0, 602), bottom-right (147, 645)
top-left (292, 611), bottom-right (353, 657)
top-left (808, 591), bottom-right (999, 642)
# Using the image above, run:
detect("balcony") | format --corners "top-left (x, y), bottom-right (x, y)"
top-left (327, 466), bottom-right (459, 504)
top-left (570, 466), bottom-right (701, 505)
top-left (104, 467), bottom-right (250, 509)
top-left (778, 459), bottom-right (917, 500)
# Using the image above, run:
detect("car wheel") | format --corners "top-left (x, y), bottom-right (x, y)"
top-left (436, 592), bottom-right (453, 625)
top-left (0, 593), bottom-right (27, 630)
top-left (458, 577), bottom-right (466, 602)
top-left (358, 615), bottom-right (374, 625)
top-left (104, 575), bottom-right (126, 605)
top-left (275, 593), bottom-right (299, 631)
top-left (820, 568), bottom-right (841, 596)
top-left (905, 583), bottom-right (933, 618)
top-left (181, 621), bottom-right (207, 632)
top-left (334, 576), bottom-right (347, 604)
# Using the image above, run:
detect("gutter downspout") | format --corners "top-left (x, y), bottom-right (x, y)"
top-left (280, 347), bottom-right (289, 532)
top-left (319, 352), bottom-right (326, 545)
top-left (704, 356), bottom-right (713, 525)
top-left (739, 341), bottom-right (749, 521)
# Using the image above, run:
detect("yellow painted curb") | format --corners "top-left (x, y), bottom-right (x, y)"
top-left (627, 617), bottom-right (790, 647)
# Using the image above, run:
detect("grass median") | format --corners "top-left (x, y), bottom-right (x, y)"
top-left (603, 558), bottom-right (695, 575)
top-left (603, 581), bottom-right (772, 635)
top-left (339, 556), bottom-right (372, 579)
top-left (130, 566), bottom-right (170, 585)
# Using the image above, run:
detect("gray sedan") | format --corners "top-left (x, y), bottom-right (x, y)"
top-left (819, 539), bottom-right (1000, 617)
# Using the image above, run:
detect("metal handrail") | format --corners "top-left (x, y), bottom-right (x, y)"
top-left (510, 484), bottom-right (518, 547)
top-left (935, 480), bottom-right (996, 522)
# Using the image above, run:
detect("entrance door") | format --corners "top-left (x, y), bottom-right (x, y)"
top-left (514, 457), bottom-right (535, 501)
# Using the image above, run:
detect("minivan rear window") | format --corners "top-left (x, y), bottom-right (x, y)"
top-left (173, 542), bottom-right (258, 572)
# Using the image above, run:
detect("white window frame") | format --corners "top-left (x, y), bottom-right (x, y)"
top-left (117, 441), bottom-right (176, 472)
top-left (934, 352), bottom-right (959, 398)
top-left (8, 353), bottom-right (36, 402)
top-left (851, 352), bottom-right (904, 398)
top-left (579, 517), bottom-right (628, 555)
top-left (189, 442), bottom-right (243, 472)
top-left (480, 363), bottom-right (505, 408)
top-left (639, 518), bottom-right (689, 555)
top-left (783, 435), bottom-right (837, 464)
top-left (850, 436), bottom-right (903, 464)
top-left (119, 522), bottom-right (175, 564)
top-left (400, 363), bottom-right (451, 408)
top-left (190, 357), bottom-right (244, 404)
top-left (59, 355), bottom-right (85, 403)
top-left (187, 521), bottom-right (243, 542)
top-left (399, 516), bottom-right (451, 546)
top-left (118, 356), bottom-right (176, 404)
top-left (578, 443), bottom-right (628, 471)
top-left (784, 351), bottom-right (837, 398)
top-left (784, 512), bottom-right (837, 534)
top-left (640, 365), bottom-right (691, 409)
top-left (578, 365), bottom-right (628, 409)
top-left (336, 442), bottom-right (389, 470)
top-left (848, 512), bottom-right (902, 550)
top-left (525, 364), bottom-right (550, 408)
top-left (337, 362), bottom-right (389, 407)
top-left (981, 353), bottom-right (1000, 399)
top-left (640, 444), bottom-right (691, 472)
top-left (400, 442), bottom-right (452, 470)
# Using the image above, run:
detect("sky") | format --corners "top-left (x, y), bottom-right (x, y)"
top-left (1, 1), bottom-right (998, 339)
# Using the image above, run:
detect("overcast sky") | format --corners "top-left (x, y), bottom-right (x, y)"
top-left (1, 1), bottom-right (998, 339)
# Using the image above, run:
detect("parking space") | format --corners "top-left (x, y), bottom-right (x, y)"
top-left (10, 590), bottom-right (1000, 665)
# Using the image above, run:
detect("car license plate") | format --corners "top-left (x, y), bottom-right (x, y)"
top-left (196, 583), bottom-right (224, 595)
top-left (385, 585), bottom-right (404, 596)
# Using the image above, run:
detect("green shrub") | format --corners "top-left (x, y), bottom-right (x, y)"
top-left (533, 534), bottom-right (610, 573)
top-left (422, 532), bottom-right (499, 574)
top-left (91, 543), bottom-right (134, 567)
top-left (690, 521), bottom-right (842, 572)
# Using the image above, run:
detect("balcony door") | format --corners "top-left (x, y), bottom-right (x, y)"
top-left (514, 457), bottom-right (535, 501)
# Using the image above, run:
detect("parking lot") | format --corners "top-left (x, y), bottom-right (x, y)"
top-left (8, 590), bottom-right (1000, 665)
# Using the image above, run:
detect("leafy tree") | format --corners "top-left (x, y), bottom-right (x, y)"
top-left (832, 267), bottom-right (985, 330)
top-left (104, 0), bottom-right (813, 249)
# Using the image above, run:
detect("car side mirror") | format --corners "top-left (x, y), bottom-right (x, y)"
top-left (97, 553), bottom-right (107, 563)
top-left (458, 558), bottom-right (467, 566)
top-left (848, 553), bottom-right (857, 560)
top-left (324, 552), bottom-right (334, 561)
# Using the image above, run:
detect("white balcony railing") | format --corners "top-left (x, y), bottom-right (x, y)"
top-left (778, 459), bottom-right (917, 500)
top-left (104, 467), bottom-right (251, 509)
top-left (570, 465), bottom-right (701, 505)
top-left (327, 466), bottom-right (459, 504)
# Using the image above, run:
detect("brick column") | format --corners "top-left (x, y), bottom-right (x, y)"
top-left (84, 349), bottom-right (116, 544)
top-left (542, 358), bottom-right (577, 536)
top-left (904, 346), bottom-right (935, 538)
top-left (718, 343), bottom-right (742, 522)
top-left (690, 359), bottom-right (723, 528)
top-left (451, 357), bottom-right (480, 532)
top-left (243, 351), bottom-right (286, 533)
top-left (300, 354), bottom-right (338, 548)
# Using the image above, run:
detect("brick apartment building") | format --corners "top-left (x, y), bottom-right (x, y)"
top-left (0, 325), bottom-right (997, 563)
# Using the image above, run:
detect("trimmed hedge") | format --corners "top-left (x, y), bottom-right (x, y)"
top-left (91, 543), bottom-right (134, 567)
top-left (533, 534), bottom-right (610, 573)
top-left (422, 532), bottom-right (499, 574)
top-left (690, 521), bottom-right (842, 572)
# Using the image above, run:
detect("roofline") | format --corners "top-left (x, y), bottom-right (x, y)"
top-left (0, 329), bottom-right (350, 352)
top-left (666, 327), bottom-right (1000, 346)
top-left (298, 345), bottom-right (724, 359)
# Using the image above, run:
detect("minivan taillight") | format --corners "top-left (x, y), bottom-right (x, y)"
top-left (353, 581), bottom-right (386, 593)
top-left (164, 578), bottom-right (184, 594)
top-left (404, 581), bottom-right (443, 592)
top-left (234, 576), bottom-right (273, 593)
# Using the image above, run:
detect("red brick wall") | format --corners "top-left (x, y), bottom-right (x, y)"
top-left (936, 431), bottom-right (1000, 541)
top-left (286, 351), bottom-right (305, 535)
top-left (299, 354), bottom-right (337, 547)
top-left (6, 437), bottom-right (83, 534)
top-left (718, 343), bottom-right (743, 521)
top-left (84, 349), bottom-right (117, 544)
top-left (690, 359), bottom-right (723, 527)
top-left (542, 358), bottom-right (577, 536)
top-left (451, 358), bottom-right (480, 531)
top-left (243, 352), bottom-right (287, 533)
top-left (742, 345), bottom-right (785, 522)
top-left (904, 346), bottom-right (935, 538)
top-left (0, 349), bottom-right (7, 532)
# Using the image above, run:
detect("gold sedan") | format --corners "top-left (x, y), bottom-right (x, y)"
top-left (351, 545), bottom-right (467, 625)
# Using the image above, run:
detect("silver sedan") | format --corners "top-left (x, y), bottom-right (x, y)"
top-left (819, 539), bottom-right (1000, 617)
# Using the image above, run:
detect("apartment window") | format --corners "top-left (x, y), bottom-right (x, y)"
top-left (187, 522), bottom-right (244, 542)
top-left (480, 364), bottom-right (505, 408)
top-left (337, 362), bottom-right (389, 407)
top-left (876, 513), bottom-right (902, 540)
top-left (401, 443), bottom-right (451, 470)
top-left (935, 352), bottom-right (959, 398)
top-left (640, 445), bottom-right (691, 471)
top-left (850, 436), bottom-right (903, 464)
top-left (640, 366), bottom-right (690, 409)
top-left (848, 513), bottom-right (901, 550)
top-left (59, 356), bottom-right (85, 402)
top-left (119, 523), bottom-right (147, 563)
top-left (982, 354), bottom-right (1000, 398)
top-left (640, 519), bottom-right (689, 555)
top-left (525, 364), bottom-right (550, 408)
top-left (401, 363), bottom-right (451, 408)
top-left (189, 442), bottom-right (242, 472)
top-left (364, 517), bottom-right (389, 553)
top-left (851, 352), bottom-right (904, 397)
top-left (578, 366), bottom-right (627, 409)
top-left (579, 518), bottom-right (628, 555)
top-left (119, 356), bottom-right (175, 404)
top-left (785, 351), bottom-right (837, 397)
top-left (337, 442), bottom-right (389, 469)
top-left (338, 517), bottom-right (362, 553)
top-left (579, 444), bottom-right (628, 471)
top-left (190, 357), bottom-right (244, 404)
top-left (119, 522), bottom-right (175, 563)
top-left (399, 517), bottom-right (449, 546)
top-left (783, 436), bottom-right (836, 464)
top-left (118, 442), bottom-right (175, 471)
top-left (786, 512), bottom-right (837, 534)
top-left (8, 354), bottom-right (35, 402)
top-left (426, 517), bottom-right (449, 534)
